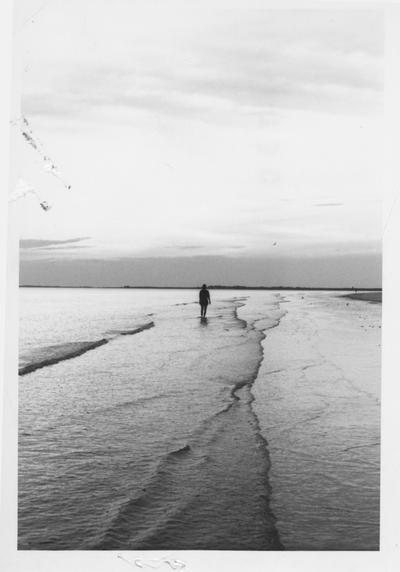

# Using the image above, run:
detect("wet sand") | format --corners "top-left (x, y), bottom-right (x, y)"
top-left (342, 291), bottom-right (382, 303)
top-left (248, 291), bottom-right (381, 550)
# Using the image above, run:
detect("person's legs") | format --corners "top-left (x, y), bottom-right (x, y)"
top-left (203, 302), bottom-right (208, 316)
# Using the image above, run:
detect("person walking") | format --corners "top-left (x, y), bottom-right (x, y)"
top-left (199, 284), bottom-right (211, 317)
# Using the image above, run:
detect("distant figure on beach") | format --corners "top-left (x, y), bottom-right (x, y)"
top-left (199, 284), bottom-right (211, 317)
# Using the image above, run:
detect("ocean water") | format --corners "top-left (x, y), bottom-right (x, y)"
top-left (18, 288), bottom-right (380, 550)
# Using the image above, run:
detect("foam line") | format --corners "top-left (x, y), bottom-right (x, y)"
top-left (18, 339), bottom-right (109, 376)
top-left (19, 322), bottom-right (155, 376)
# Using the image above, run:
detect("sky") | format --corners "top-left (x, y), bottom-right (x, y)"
top-left (14, 0), bottom-right (384, 287)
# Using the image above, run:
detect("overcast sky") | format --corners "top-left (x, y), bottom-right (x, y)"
top-left (15, 0), bottom-right (383, 287)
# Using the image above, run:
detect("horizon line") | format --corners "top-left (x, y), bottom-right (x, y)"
top-left (19, 285), bottom-right (382, 291)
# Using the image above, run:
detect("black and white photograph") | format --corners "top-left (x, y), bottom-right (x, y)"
top-left (3, 0), bottom-right (399, 566)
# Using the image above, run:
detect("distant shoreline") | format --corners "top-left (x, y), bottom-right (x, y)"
top-left (19, 285), bottom-right (382, 291)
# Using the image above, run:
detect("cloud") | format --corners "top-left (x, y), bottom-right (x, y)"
top-left (17, 5), bottom-right (383, 280)
top-left (39, 245), bottom-right (89, 251)
top-left (20, 237), bottom-right (91, 249)
top-left (171, 245), bottom-right (204, 251)
top-left (23, 52), bottom-right (382, 121)
top-left (22, 10), bottom-right (383, 121)
top-left (314, 203), bottom-right (344, 207)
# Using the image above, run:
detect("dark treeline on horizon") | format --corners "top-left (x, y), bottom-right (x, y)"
top-left (19, 285), bottom-right (382, 291)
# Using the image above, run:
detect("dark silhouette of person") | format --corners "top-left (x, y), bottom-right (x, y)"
top-left (199, 284), bottom-right (211, 317)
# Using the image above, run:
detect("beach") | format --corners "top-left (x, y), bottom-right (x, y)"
top-left (342, 291), bottom-right (382, 303)
top-left (18, 288), bottom-right (381, 550)
top-left (249, 291), bottom-right (381, 549)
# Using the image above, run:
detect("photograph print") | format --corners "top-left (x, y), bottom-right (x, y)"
top-left (15, 0), bottom-right (382, 551)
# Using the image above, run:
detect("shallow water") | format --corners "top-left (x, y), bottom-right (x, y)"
top-left (18, 288), bottom-right (380, 550)
top-left (249, 291), bottom-right (381, 550)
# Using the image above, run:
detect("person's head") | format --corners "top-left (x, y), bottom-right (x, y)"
top-left (202, 284), bottom-right (207, 289)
